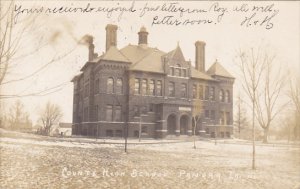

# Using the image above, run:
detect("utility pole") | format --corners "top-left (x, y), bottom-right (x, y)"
top-left (139, 116), bottom-right (142, 142)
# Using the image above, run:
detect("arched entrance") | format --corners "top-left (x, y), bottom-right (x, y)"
top-left (180, 115), bottom-right (189, 135)
top-left (167, 114), bottom-right (176, 135)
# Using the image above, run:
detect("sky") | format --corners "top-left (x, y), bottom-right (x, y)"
top-left (2, 1), bottom-right (299, 124)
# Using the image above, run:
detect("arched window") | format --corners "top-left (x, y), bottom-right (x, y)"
top-left (225, 90), bottom-right (230, 103)
top-left (116, 78), bottom-right (123, 94)
top-left (219, 89), bottom-right (224, 102)
top-left (107, 77), bottom-right (114, 93)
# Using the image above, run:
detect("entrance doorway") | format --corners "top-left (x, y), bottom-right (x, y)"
top-left (167, 114), bottom-right (176, 135)
top-left (180, 115), bottom-right (189, 135)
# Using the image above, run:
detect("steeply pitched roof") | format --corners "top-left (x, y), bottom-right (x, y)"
top-left (207, 61), bottom-right (234, 78)
top-left (101, 46), bottom-right (131, 63)
top-left (80, 62), bottom-right (97, 71)
top-left (120, 44), bottom-right (166, 73)
top-left (163, 44), bottom-right (185, 61)
top-left (71, 73), bottom-right (83, 82)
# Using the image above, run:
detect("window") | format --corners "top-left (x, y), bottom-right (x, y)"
top-left (181, 83), bottom-right (187, 98)
top-left (84, 83), bottom-right (89, 97)
top-left (226, 132), bottom-right (230, 138)
top-left (226, 112), bottom-right (230, 125)
top-left (175, 68), bottom-right (181, 76)
top-left (199, 85), bottom-right (203, 100)
top-left (170, 67), bottom-right (174, 76)
top-left (205, 110), bottom-right (210, 118)
top-left (210, 87), bottom-right (215, 101)
top-left (84, 107), bottom-right (89, 121)
top-left (115, 106), bottom-right (122, 121)
top-left (133, 106), bottom-right (139, 116)
top-left (220, 111), bottom-right (225, 125)
top-left (95, 105), bottom-right (98, 121)
top-left (175, 64), bottom-right (181, 76)
top-left (193, 85), bottom-right (197, 99)
top-left (149, 103), bottom-right (155, 112)
top-left (106, 105), bottom-right (113, 121)
top-left (156, 80), bottom-right (162, 96)
top-left (205, 86), bottom-right (209, 100)
top-left (169, 82), bottom-right (175, 97)
top-left (219, 89), bottom-right (224, 102)
top-left (142, 126), bottom-right (147, 134)
top-left (140, 106), bottom-right (147, 114)
top-left (211, 110), bottom-right (215, 120)
top-left (106, 130), bottom-right (113, 137)
top-left (205, 128), bottom-right (209, 134)
top-left (95, 79), bottom-right (99, 94)
top-left (116, 78), bottom-right (123, 94)
top-left (107, 77), bottom-right (114, 93)
top-left (134, 79), bottom-right (140, 94)
top-left (182, 69), bottom-right (187, 77)
top-left (141, 79), bottom-right (147, 95)
top-left (225, 90), bottom-right (230, 103)
top-left (149, 80), bottom-right (155, 95)
top-left (115, 130), bottom-right (123, 137)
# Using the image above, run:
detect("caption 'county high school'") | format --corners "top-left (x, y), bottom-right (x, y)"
top-left (71, 24), bottom-right (234, 139)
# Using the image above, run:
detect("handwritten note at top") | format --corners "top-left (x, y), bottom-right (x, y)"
top-left (14, 1), bottom-right (280, 30)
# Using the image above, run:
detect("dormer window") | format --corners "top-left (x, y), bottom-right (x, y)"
top-left (175, 64), bottom-right (181, 76)
top-left (170, 67), bottom-right (174, 76)
top-left (182, 69), bottom-right (187, 77)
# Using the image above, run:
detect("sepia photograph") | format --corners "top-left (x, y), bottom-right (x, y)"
top-left (0, 1), bottom-right (299, 188)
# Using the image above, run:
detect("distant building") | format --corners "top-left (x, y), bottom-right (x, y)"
top-left (51, 122), bottom-right (72, 137)
top-left (71, 24), bottom-right (234, 139)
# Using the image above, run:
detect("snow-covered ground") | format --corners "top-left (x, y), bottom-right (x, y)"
top-left (1, 129), bottom-right (300, 189)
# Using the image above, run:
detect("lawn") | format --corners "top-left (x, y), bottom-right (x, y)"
top-left (1, 129), bottom-right (299, 189)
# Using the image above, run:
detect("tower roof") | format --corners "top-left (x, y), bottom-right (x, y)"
top-left (206, 60), bottom-right (234, 78)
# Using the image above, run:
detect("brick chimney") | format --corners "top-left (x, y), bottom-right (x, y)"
top-left (88, 37), bottom-right (95, 61)
top-left (195, 41), bottom-right (206, 72)
top-left (105, 24), bottom-right (118, 51)
top-left (138, 26), bottom-right (148, 46)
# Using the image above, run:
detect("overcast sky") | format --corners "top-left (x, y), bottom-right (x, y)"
top-left (2, 1), bottom-right (299, 124)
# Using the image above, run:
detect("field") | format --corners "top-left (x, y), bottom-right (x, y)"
top-left (1, 129), bottom-right (300, 189)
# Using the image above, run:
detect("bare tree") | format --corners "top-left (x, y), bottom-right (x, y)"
top-left (0, 1), bottom-right (78, 99)
top-left (288, 75), bottom-right (300, 140)
top-left (237, 46), bottom-right (286, 168)
top-left (236, 47), bottom-right (266, 170)
top-left (234, 93), bottom-right (249, 139)
top-left (255, 57), bottom-right (286, 143)
top-left (7, 99), bottom-right (31, 130)
top-left (0, 1), bottom-right (40, 87)
top-left (39, 101), bottom-right (63, 135)
top-left (192, 100), bottom-right (203, 149)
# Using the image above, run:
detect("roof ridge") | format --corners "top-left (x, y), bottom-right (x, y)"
top-left (117, 47), bottom-right (131, 62)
